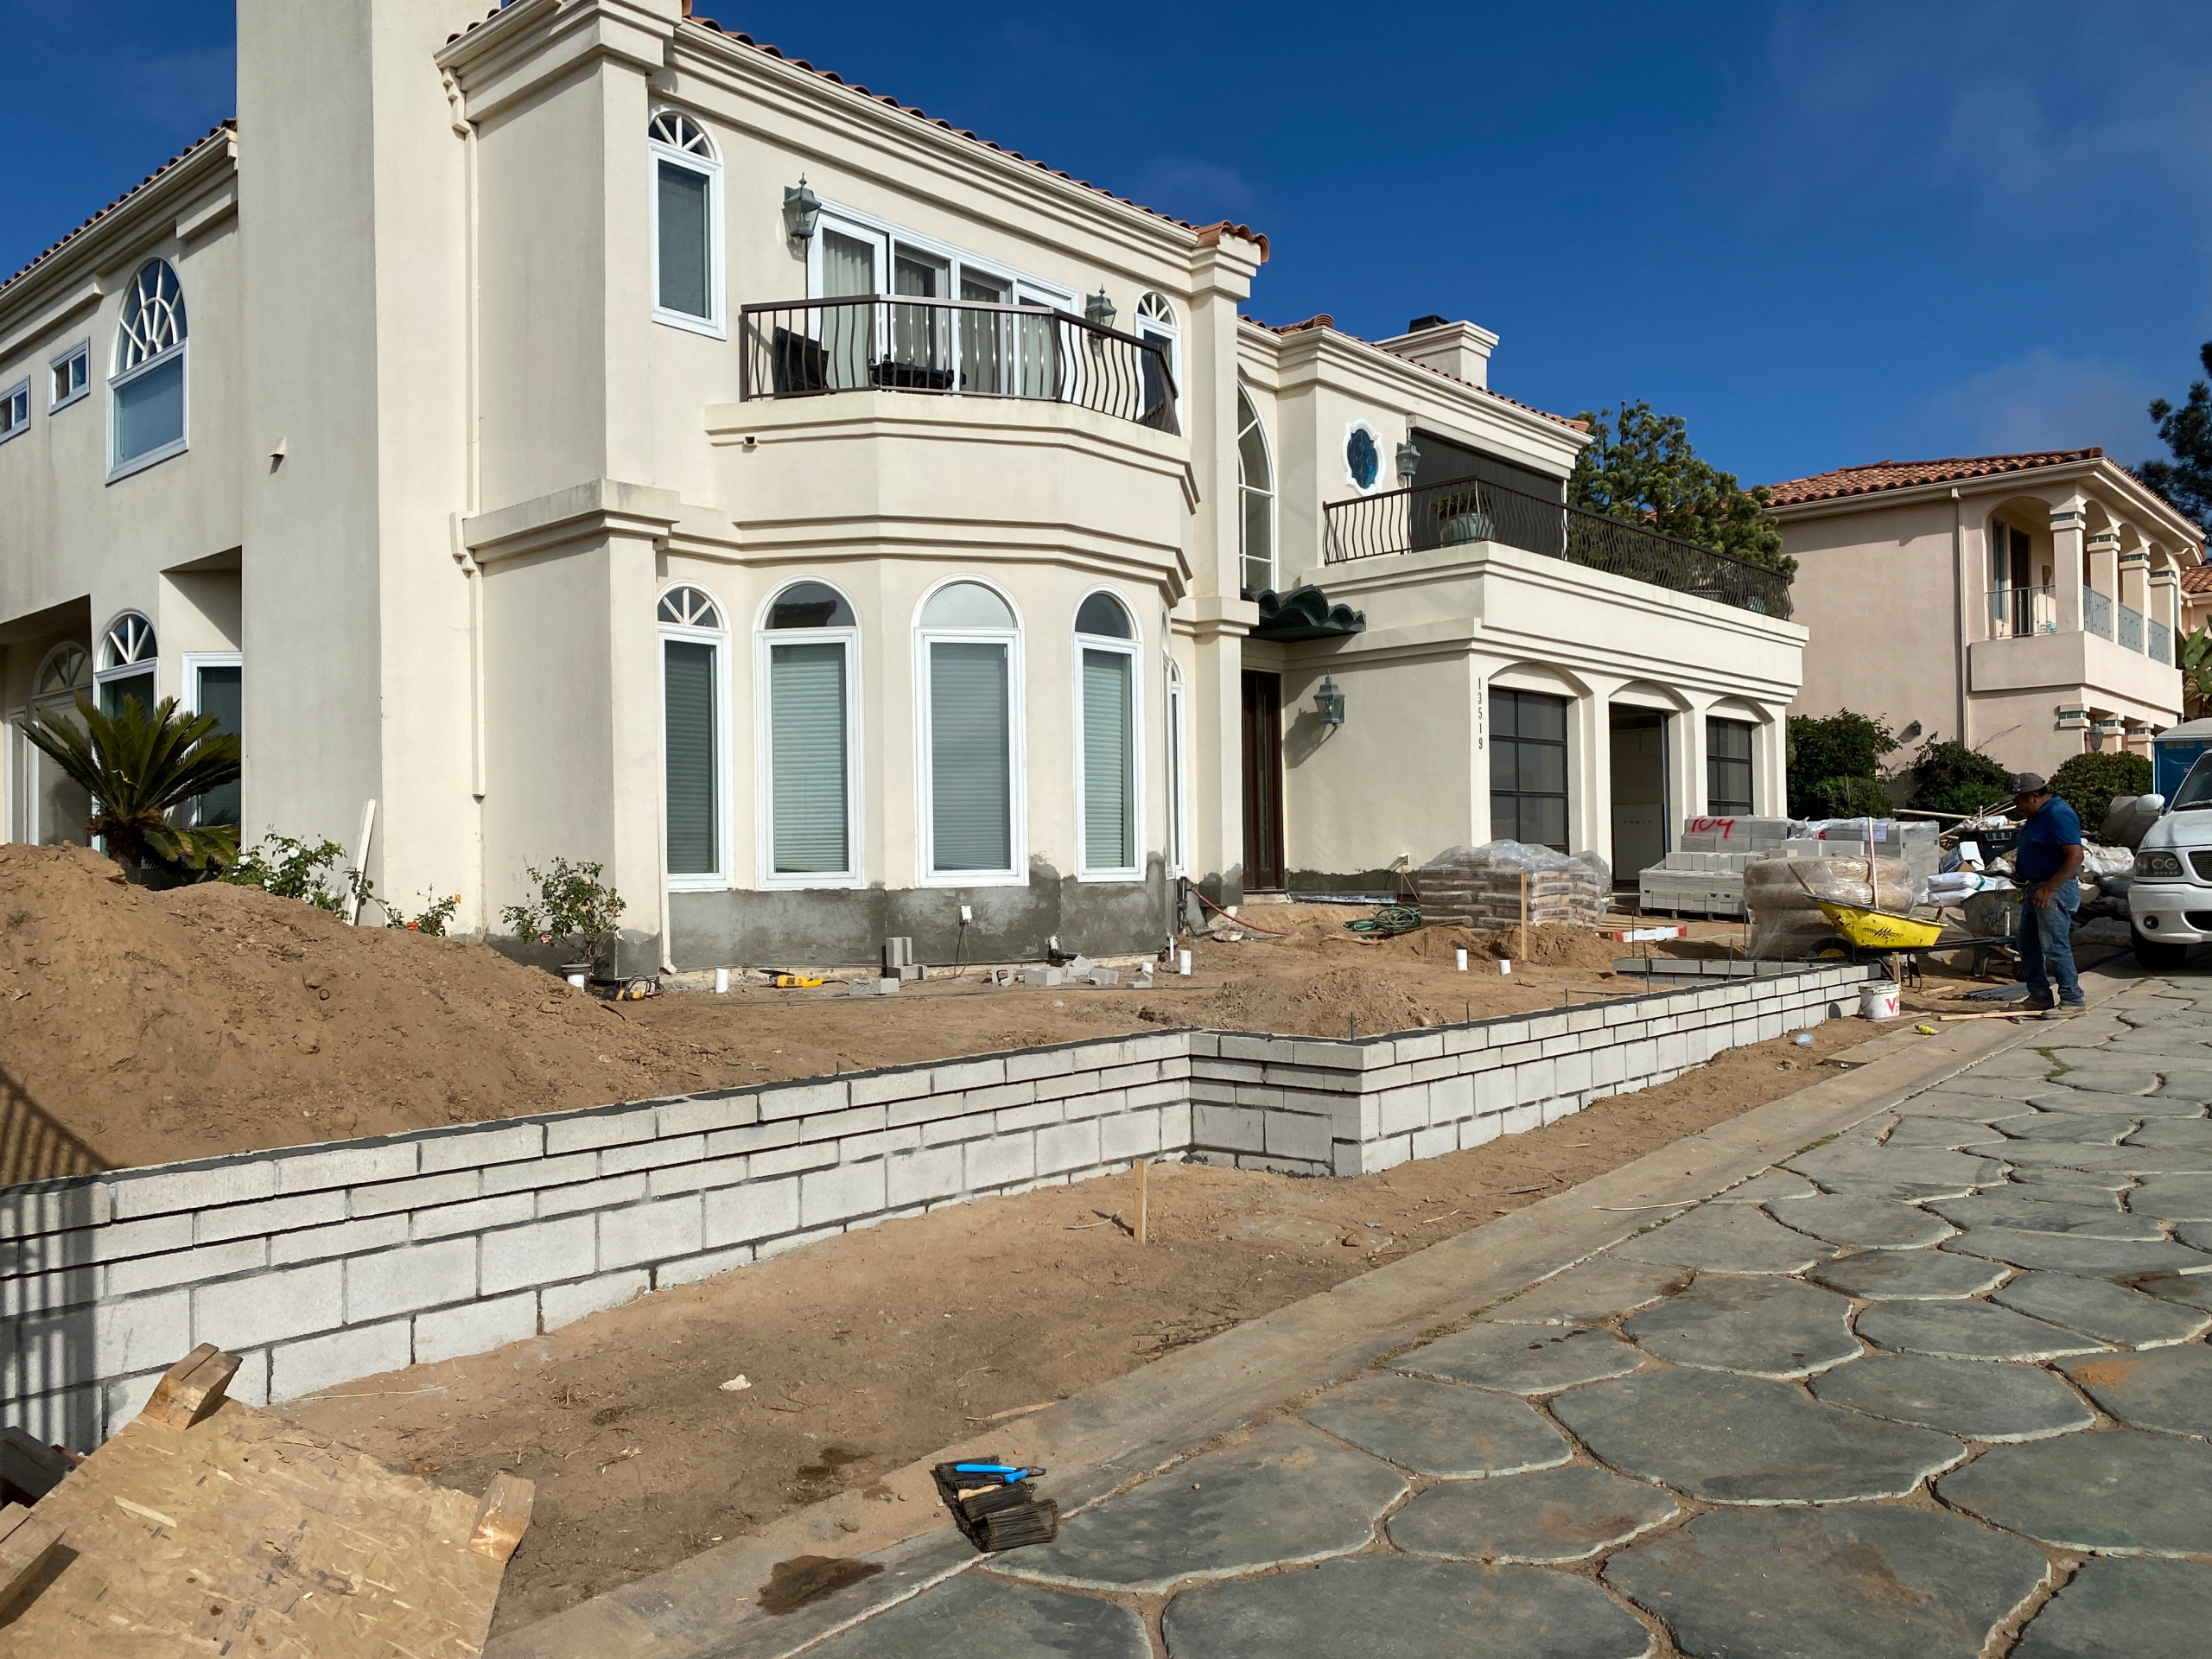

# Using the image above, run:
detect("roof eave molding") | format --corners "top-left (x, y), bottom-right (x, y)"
top-left (1266, 323), bottom-right (1589, 461)
top-left (1768, 457), bottom-right (2202, 555)
top-left (436, 0), bottom-right (667, 124)
top-left (0, 129), bottom-right (236, 340)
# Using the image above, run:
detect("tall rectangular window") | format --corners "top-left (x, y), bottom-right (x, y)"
top-left (1707, 717), bottom-right (1755, 817)
top-left (192, 660), bottom-right (243, 826)
top-left (769, 640), bottom-right (850, 874)
top-left (112, 355), bottom-right (185, 467)
top-left (1166, 670), bottom-right (1187, 874)
top-left (0, 378), bottom-right (27, 442)
top-left (663, 639), bottom-right (718, 876)
top-left (929, 640), bottom-right (1013, 873)
top-left (1490, 688), bottom-right (1569, 850)
top-left (657, 161), bottom-right (711, 318)
top-left (1080, 648), bottom-right (1135, 872)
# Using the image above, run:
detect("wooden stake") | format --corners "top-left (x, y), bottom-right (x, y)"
top-left (0, 1502), bottom-right (65, 1616)
top-left (1131, 1158), bottom-right (1148, 1245)
top-left (1519, 871), bottom-right (1529, 954)
top-left (140, 1344), bottom-right (242, 1431)
top-left (467, 1471), bottom-right (537, 1563)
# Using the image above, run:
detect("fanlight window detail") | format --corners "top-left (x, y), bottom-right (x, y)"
top-left (658, 586), bottom-right (721, 629)
top-left (117, 261), bottom-right (187, 372)
top-left (102, 613), bottom-right (157, 670)
top-left (649, 110), bottom-right (715, 156)
top-left (35, 644), bottom-right (91, 699)
top-left (1135, 292), bottom-right (1175, 327)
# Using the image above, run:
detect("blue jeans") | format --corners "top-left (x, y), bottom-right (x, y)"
top-left (2018, 878), bottom-right (2082, 1003)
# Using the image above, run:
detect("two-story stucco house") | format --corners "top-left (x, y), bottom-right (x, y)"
top-left (0, 0), bottom-right (1805, 969)
top-left (1770, 450), bottom-right (2202, 778)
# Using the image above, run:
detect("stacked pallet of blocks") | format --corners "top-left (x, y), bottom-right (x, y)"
top-left (1636, 816), bottom-right (1792, 918)
top-left (1417, 845), bottom-right (1605, 931)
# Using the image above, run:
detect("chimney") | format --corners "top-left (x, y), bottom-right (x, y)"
top-left (1378, 316), bottom-right (1499, 390)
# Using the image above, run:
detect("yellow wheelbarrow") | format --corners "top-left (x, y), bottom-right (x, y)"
top-left (1810, 900), bottom-right (1947, 956)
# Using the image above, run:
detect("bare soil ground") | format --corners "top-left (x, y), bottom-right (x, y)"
top-left (3, 843), bottom-right (1732, 1177)
top-left (283, 1014), bottom-right (1878, 1636)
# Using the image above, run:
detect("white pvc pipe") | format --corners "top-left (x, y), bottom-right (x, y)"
top-left (1179, 949), bottom-right (1192, 976)
top-left (1455, 948), bottom-right (1468, 972)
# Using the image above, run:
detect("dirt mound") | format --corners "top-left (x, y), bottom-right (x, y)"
top-left (0, 845), bottom-right (694, 1175)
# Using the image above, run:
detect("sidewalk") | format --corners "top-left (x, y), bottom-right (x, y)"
top-left (495, 967), bottom-right (2212, 1659)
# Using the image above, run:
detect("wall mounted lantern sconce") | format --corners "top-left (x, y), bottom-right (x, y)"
top-left (1395, 438), bottom-right (1421, 488)
top-left (1084, 288), bottom-right (1116, 329)
top-left (783, 176), bottom-right (822, 240)
top-left (1314, 674), bottom-right (1347, 727)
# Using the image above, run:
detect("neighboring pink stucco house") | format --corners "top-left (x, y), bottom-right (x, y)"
top-left (1764, 450), bottom-right (2201, 778)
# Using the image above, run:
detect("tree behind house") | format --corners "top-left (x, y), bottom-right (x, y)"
top-left (1786, 710), bottom-right (1897, 820)
top-left (1569, 400), bottom-right (1796, 577)
top-left (2139, 341), bottom-right (2212, 537)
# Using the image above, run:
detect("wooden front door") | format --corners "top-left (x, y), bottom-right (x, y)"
top-left (1241, 670), bottom-right (1285, 890)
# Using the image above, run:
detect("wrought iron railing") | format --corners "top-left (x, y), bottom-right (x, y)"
top-left (2084, 586), bottom-right (2113, 640)
top-left (1321, 475), bottom-right (1792, 618)
top-left (736, 295), bottom-right (1178, 434)
top-left (2151, 620), bottom-right (2172, 664)
top-left (2119, 601), bottom-right (2145, 652)
top-left (1989, 584), bottom-right (2056, 638)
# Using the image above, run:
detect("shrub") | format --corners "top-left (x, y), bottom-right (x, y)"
top-left (1908, 740), bottom-right (2015, 819)
top-left (1787, 711), bottom-right (1897, 820)
top-left (387, 893), bottom-right (461, 936)
top-left (224, 834), bottom-right (367, 913)
top-left (1800, 774), bottom-right (1894, 820)
top-left (2049, 751), bottom-right (2153, 836)
top-left (500, 858), bottom-right (626, 968)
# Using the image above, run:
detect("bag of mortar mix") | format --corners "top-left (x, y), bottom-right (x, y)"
top-left (1744, 854), bottom-right (1915, 960)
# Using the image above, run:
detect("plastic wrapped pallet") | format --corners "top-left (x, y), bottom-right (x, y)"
top-left (1744, 853), bottom-right (1915, 960)
top-left (1791, 817), bottom-right (1940, 902)
top-left (1418, 841), bottom-right (1610, 931)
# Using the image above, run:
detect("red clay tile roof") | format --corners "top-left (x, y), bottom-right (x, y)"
top-left (1762, 450), bottom-right (2107, 507)
top-left (2181, 564), bottom-right (2212, 594)
top-left (1, 121), bottom-right (235, 301)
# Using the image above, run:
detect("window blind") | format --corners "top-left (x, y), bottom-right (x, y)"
top-left (114, 355), bottom-right (184, 463)
top-left (663, 639), bottom-right (717, 874)
top-left (930, 641), bottom-right (1011, 872)
top-left (194, 664), bottom-right (243, 827)
top-left (1082, 648), bottom-right (1133, 869)
top-left (657, 161), bottom-right (710, 317)
top-left (771, 641), bottom-right (849, 874)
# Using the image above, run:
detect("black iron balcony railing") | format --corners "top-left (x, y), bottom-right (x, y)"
top-left (737, 295), bottom-right (1178, 435)
top-left (1322, 476), bottom-right (1794, 619)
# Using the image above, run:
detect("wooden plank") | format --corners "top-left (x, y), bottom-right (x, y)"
top-left (139, 1342), bottom-right (243, 1430)
top-left (0, 1426), bottom-right (76, 1506)
top-left (0, 1500), bottom-right (65, 1615)
top-left (468, 1471), bottom-right (536, 1564)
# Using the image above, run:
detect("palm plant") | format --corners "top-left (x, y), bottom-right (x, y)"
top-left (22, 694), bottom-right (243, 879)
top-left (2180, 625), bottom-right (2212, 721)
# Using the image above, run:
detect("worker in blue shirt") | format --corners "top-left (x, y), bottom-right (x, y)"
top-left (2009, 772), bottom-right (2085, 1014)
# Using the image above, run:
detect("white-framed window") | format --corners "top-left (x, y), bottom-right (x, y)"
top-left (915, 578), bottom-right (1025, 884)
top-left (1165, 652), bottom-right (1188, 876)
top-left (96, 611), bottom-right (157, 716)
top-left (0, 378), bottom-right (27, 444)
top-left (8, 643), bottom-right (92, 846)
top-left (1237, 386), bottom-right (1275, 595)
top-left (49, 340), bottom-right (89, 412)
top-left (110, 259), bottom-right (188, 478)
top-left (757, 580), bottom-right (863, 887)
top-left (1073, 591), bottom-right (1141, 880)
top-left (1135, 291), bottom-right (1179, 430)
top-left (658, 584), bottom-right (729, 887)
top-left (181, 650), bottom-right (244, 826)
top-left (649, 110), bottom-right (725, 337)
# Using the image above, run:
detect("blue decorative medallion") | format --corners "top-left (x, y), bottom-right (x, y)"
top-left (1346, 427), bottom-right (1380, 490)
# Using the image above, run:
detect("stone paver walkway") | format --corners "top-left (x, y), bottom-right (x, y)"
top-left (804, 982), bottom-right (2212, 1657)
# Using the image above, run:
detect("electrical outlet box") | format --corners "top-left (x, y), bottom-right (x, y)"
top-left (959, 905), bottom-right (973, 924)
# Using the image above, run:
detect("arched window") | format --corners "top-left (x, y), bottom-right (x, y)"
top-left (658, 585), bottom-right (726, 884)
top-left (97, 612), bottom-right (157, 716)
top-left (35, 644), bottom-right (91, 702)
top-left (1135, 291), bottom-right (1179, 431)
top-left (111, 259), bottom-right (188, 474)
top-left (917, 580), bottom-right (1022, 880)
top-left (1074, 593), bottom-right (1140, 878)
top-left (1238, 388), bottom-right (1275, 596)
top-left (760, 581), bottom-right (861, 884)
top-left (649, 110), bottom-right (723, 334)
top-left (1164, 654), bottom-right (1187, 876)
top-left (15, 645), bottom-right (93, 846)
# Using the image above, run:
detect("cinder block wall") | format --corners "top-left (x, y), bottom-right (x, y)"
top-left (0, 966), bottom-right (1872, 1448)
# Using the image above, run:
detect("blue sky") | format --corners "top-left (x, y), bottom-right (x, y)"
top-left (6, 0), bottom-right (2208, 486)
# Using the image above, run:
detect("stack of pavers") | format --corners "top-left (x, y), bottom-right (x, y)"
top-left (1636, 816), bottom-right (1791, 918)
top-left (1416, 845), bottom-right (1605, 931)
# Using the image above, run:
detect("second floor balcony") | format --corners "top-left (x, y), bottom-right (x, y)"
top-left (737, 295), bottom-right (1179, 435)
top-left (1321, 475), bottom-right (1793, 618)
top-left (1988, 584), bottom-right (2173, 663)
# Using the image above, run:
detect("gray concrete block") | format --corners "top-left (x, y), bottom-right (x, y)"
top-left (410, 1192), bottom-right (536, 1241)
top-left (1193, 1103), bottom-right (1266, 1154)
top-left (54, 1212), bottom-right (193, 1266)
top-left (1412, 1124), bottom-right (1458, 1161)
top-left (648, 1153), bottom-right (750, 1198)
top-left (932, 1058), bottom-right (1008, 1093)
top-left (654, 1245), bottom-right (756, 1290)
top-left (2, 1261), bottom-right (99, 1320)
top-left (480, 1215), bottom-right (597, 1295)
top-left (758, 1224), bottom-right (842, 1261)
top-left (1265, 1111), bottom-right (1334, 1165)
top-left (275, 1142), bottom-right (417, 1195)
top-left (109, 1160), bottom-right (277, 1221)
top-left (1460, 1113), bottom-right (1504, 1150)
top-left (847, 976), bottom-right (901, 995)
top-left (414, 1291), bottom-right (539, 1364)
top-left (1035, 1120), bottom-right (1101, 1177)
top-left (534, 1172), bottom-right (647, 1217)
top-left (194, 1259), bottom-right (344, 1351)
top-left (757, 1079), bottom-right (851, 1122)
top-left (964, 1132), bottom-right (1036, 1191)
top-left (271, 1214), bottom-right (410, 1266)
top-left (1379, 1085), bottom-right (1429, 1137)
top-left (1005, 1046), bottom-right (1082, 1084)
top-left (1099, 1109), bottom-right (1163, 1163)
top-left (105, 1237), bottom-right (268, 1299)
top-left (194, 1189), bottom-right (346, 1246)
top-left (994, 1098), bottom-right (1064, 1134)
top-left (704, 1118), bottom-right (800, 1158)
top-left (0, 1181), bottom-right (110, 1241)
top-left (654, 1092), bottom-right (760, 1138)
top-left (887, 1145), bottom-right (965, 1206)
top-left (600, 1196), bottom-right (703, 1269)
top-left (847, 1067), bottom-right (932, 1108)
top-left (703, 1177), bottom-right (800, 1249)
top-left (269, 1319), bottom-right (413, 1402)
top-left (347, 1168), bottom-right (481, 1218)
top-left (542, 1269), bottom-right (647, 1332)
top-left (544, 1104), bottom-right (660, 1156)
top-left (346, 1237), bottom-right (477, 1323)
top-left (747, 1140), bottom-right (840, 1180)
top-left (417, 1122), bottom-right (544, 1174)
top-left (801, 1161), bottom-right (887, 1229)
top-left (596, 1134), bottom-right (708, 1177)
top-left (794, 1104), bottom-right (889, 1145)
top-left (482, 1149), bottom-right (598, 1195)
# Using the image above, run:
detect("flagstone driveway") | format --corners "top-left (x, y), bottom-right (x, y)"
top-left (804, 983), bottom-right (2212, 1658)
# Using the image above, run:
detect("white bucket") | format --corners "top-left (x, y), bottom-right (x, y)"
top-left (1860, 984), bottom-right (1902, 1021)
top-left (566, 971), bottom-right (589, 989)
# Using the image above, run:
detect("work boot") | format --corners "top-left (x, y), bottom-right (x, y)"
top-left (2023, 993), bottom-right (2056, 1013)
top-left (2041, 1000), bottom-right (2085, 1020)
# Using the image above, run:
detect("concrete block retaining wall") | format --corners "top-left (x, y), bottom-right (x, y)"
top-left (1, 964), bottom-right (1872, 1449)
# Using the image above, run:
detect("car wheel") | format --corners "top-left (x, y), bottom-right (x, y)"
top-left (2133, 927), bottom-right (2190, 971)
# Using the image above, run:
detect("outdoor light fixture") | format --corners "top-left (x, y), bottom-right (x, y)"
top-left (1084, 287), bottom-right (1116, 328)
top-left (1314, 675), bottom-right (1346, 727)
top-left (1395, 437), bottom-right (1421, 487)
top-left (782, 176), bottom-right (822, 240)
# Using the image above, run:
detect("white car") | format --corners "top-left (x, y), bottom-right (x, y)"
top-left (2127, 770), bottom-right (2212, 969)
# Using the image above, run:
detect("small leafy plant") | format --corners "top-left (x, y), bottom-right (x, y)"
top-left (388, 893), bottom-right (461, 936)
top-left (22, 694), bottom-right (241, 880)
top-left (224, 834), bottom-right (361, 912)
top-left (500, 858), bottom-right (626, 969)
